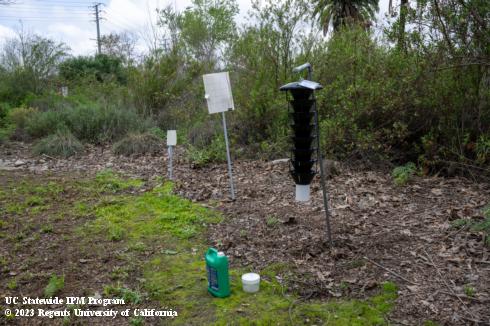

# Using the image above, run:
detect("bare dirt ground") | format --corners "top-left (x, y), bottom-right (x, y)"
top-left (1, 141), bottom-right (489, 325)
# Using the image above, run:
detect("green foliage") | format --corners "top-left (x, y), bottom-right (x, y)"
top-left (112, 132), bottom-right (162, 156)
top-left (266, 215), bottom-right (280, 227)
top-left (186, 134), bottom-right (227, 167)
top-left (161, 0), bottom-right (239, 63)
top-left (44, 274), bottom-right (64, 297)
top-left (103, 285), bottom-right (142, 304)
top-left (7, 279), bottom-right (17, 290)
top-left (476, 135), bottom-right (490, 165)
top-left (0, 102), bottom-right (13, 142)
top-left (392, 162), bottom-right (416, 186)
top-left (451, 205), bottom-right (490, 247)
top-left (148, 126), bottom-right (165, 139)
top-left (312, 0), bottom-right (379, 34)
top-left (33, 128), bottom-right (84, 158)
top-left (8, 106), bottom-right (37, 130)
top-left (0, 0), bottom-right (487, 177)
top-left (93, 170), bottom-right (144, 193)
top-left (0, 31), bottom-right (69, 105)
top-left (464, 285), bottom-right (475, 297)
top-left (88, 182), bottom-right (222, 241)
top-left (59, 54), bottom-right (127, 84)
top-left (24, 100), bottom-right (151, 144)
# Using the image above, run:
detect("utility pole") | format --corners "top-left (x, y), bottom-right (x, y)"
top-left (93, 3), bottom-right (102, 54)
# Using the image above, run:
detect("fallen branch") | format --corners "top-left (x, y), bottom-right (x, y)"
top-left (439, 291), bottom-right (490, 303)
top-left (442, 224), bottom-right (469, 241)
top-left (363, 256), bottom-right (418, 285)
top-left (422, 249), bottom-right (478, 321)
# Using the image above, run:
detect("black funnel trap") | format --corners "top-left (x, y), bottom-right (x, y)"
top-left (280, 80), bottom-right (323, 201)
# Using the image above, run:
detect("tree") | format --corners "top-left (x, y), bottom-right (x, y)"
top-left (100, 32), bottom-right (137, 65)
top-left (1, 32), bottom-right (69, 80)
top-left (158, 0), bottom-right (238, 66)
top-left (0, 29), bottom-right (69, 102)
top-left (388, 0), bottom-right (409, 50)
top-left (59, 54), bottom-right (127, 84)
top-left (312, 0), bottom-right (379, 35)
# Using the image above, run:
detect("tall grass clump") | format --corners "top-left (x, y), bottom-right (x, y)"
top-left (33, 128), bottom-right (83, 158)
top-left (112, 132), bottom-right (162, 156)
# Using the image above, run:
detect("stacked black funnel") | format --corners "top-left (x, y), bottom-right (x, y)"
top-left (280, 80), bottom-right (323, 201)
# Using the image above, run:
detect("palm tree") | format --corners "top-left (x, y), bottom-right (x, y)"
top-left (312, 0), bottom-right (379, 35)
top-left (389, 0), bottom-right (409, 50)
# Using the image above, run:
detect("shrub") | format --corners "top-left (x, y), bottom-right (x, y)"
top-left (112, 132), bottom-right (162, 156)
top-left (392, 162), bottom-right (416, 186)
top-left (9, 107), bottom-right (38, 130)
top-left (148, 127), bottom-right (165, 139)
top-left (33, 129), bottom-right (84, 158)
top-left (0, 103), bottom-right (13, 142)
top-left (64, 103), bottom-right (150, 143)
top-left (24, 101), bottom-right (153, 144)
top-left (186, 134), bottom-right (227, 168)
top-left (25, 110), bottom-right (67, 138)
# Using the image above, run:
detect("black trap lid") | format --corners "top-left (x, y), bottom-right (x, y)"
top-left (280, 80), bottom-right (323, 91)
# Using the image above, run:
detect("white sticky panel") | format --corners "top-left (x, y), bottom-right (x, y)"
top-left (167, 130), bottom-right (177, 146)
top-left (203, 72), bottom-right (235, 114)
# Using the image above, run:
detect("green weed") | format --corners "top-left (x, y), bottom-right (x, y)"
top-left (94, 170), bottom-right (143, 193)
top-left (103, 285), bottom-right (142, 304)
top-left (266, 215), bottom-right (280, 227)
top-left (7, 279), bottom-right (17, 290)
top-left (41, 225), bottom-right (54, 234)
top-left (392, 162), bottom-right (417, 186)
top-left (464, 285), bottom-right (475, 297)
top-left (44, 275), bottom-right (65, 297)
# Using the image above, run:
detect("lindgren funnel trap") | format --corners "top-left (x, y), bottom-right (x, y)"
top-left (279, 80), bottom-right (323, 202)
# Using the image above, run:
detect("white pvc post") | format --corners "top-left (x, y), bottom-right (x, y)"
top-left (167, 130), bottom-right (177, 180)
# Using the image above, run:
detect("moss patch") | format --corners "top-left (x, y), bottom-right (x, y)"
top-left (86, 182), bottom-right (221, 243)
top-left (1, 171), bottom-right (399, 325)
top-left (86, 176), bottom-right (398, 324)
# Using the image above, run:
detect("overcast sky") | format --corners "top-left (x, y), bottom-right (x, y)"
top-left (0, 0), bottom-right (391, 56)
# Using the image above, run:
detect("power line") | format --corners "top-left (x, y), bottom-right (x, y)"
top-left (104, 8), bottom-right (144, 31)
top-left (3, 8), bottom-right (91, 12)
top-left (10, 3), bottom-right (94, 9)
top-left (0, 16), bottom-right (90, 20)
top-left (31, 0), bottom-right (104, 4)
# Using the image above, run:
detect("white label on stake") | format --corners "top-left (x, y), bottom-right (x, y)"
top-left (203, 71), bottom-right (235, 114)
top-left (167, 130), bottom-right (177, 146)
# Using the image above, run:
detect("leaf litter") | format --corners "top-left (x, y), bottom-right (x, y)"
top-left (1, 143), bottom-right (489, 325)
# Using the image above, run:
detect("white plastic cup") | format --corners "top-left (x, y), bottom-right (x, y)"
top-left (241, 273), bottom-right (260, 293)
top-left (295, 184), bottom-right (310, 201)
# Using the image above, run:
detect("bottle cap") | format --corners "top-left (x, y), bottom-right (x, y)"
top-left (217, 251), bottom-right (225, 257)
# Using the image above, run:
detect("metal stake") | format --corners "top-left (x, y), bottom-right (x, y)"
top-left (313, 101), bottom-right (332, 245)
top-left (306, 66), bottom-right (332, 245)
top-left (168, 145), bottom-right (173, 180)
top-left (221, 111), bottom-right (236, 200)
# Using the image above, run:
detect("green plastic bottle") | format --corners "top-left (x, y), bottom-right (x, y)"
top-left (205, 248), bottom-right (230, 298)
